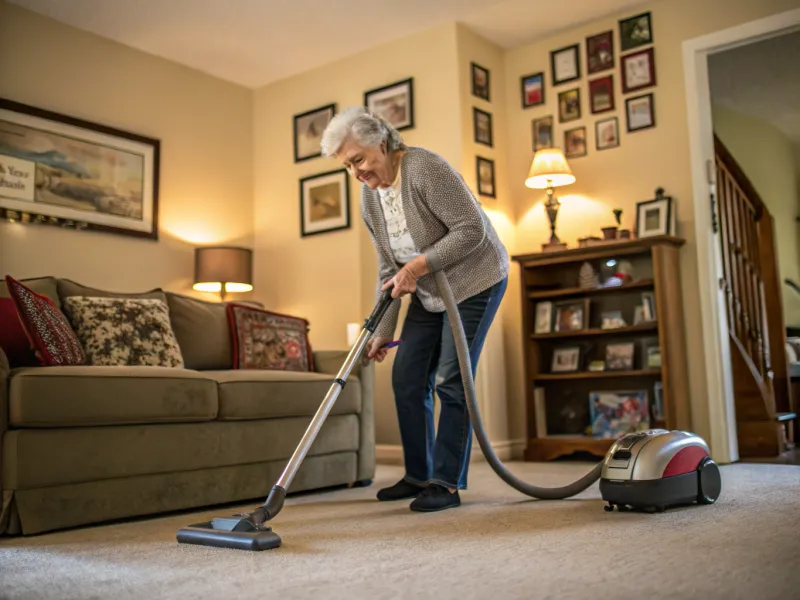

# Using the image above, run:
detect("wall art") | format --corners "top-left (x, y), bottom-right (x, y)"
top-left (299, 168), bottom-right (350, 237)
top-left (521, 72), bottom-right (545, 108)
top-left (476, 156), bottom-right (496, 198)
top-left (586, 30), bottom-right (614, 74)
top-left (364, 78), bottom-right (414, 131)
top-left (471, 62), bottom-right (490, 101)
top-left (294, 103), bottom-right (335, 162)
top-left (619, 12), bottom-right (653, 51)
top-left (551, 44), bottom-right (581, 85)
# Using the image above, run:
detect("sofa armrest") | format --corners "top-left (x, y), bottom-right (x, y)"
top-left (313, 350), bottom-right (375, 482)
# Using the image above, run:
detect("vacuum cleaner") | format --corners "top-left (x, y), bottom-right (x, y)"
top-left (176, 270), bottom-right (721, 551)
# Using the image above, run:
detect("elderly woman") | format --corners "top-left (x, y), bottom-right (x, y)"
top-left (320, 107), bottom-right (509, 512)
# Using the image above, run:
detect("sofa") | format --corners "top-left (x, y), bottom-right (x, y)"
top-left (0, 276), bottom-right (375, 536)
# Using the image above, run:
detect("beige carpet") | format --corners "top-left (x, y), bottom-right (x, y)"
top-left (1, 460), bottom-right (799, 600)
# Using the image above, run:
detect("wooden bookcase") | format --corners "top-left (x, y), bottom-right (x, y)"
top-left (512, 235), bottom-right (691, 461)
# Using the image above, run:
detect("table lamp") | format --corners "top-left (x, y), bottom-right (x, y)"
top-left (193, 246), bottom-right (253, 301)
top-left (525, 148), bottom-right (576, 251)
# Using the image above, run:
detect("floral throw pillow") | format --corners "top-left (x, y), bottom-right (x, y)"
top-left (4, 275), bottom-right (86, 366)
top-left (227, 303), bottom-right (314, 371)
top-left (62, 296), bottom-right (184, 367)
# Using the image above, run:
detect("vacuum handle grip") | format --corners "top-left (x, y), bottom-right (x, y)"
top-left (365, 283), bottom-right (395, 333)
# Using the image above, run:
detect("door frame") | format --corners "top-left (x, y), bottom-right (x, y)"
top-left (682, 8), bottom-right (800, 464)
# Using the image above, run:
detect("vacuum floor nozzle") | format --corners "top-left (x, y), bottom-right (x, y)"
top-left (176, 515), bottom-right (282, 551)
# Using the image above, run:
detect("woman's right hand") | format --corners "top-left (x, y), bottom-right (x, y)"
top-left (365, 336), bottom-right (393, 362)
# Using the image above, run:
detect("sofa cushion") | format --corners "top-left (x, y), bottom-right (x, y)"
top-left (3, 415), bottom-right (359, 489)
top-left (165, 292), bottom-right (232, 370)
top-left (4, 275), bottom-right (86, 366)
top-left (57, 278), bottom-right (166, 304)
top-left (0, 298), bottom-right (37, 368)
top-left (61, 297), bottom-right (184, 367)
top-left (8, 366), bottom-right (217, 427)
top-left (206, 369), bottom-right (360, 420)
top-left (227, 304), bottom-right (314, 372)
top-left (0, 276), bottom-right (61, 309)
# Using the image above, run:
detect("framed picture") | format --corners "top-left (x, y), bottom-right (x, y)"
top-left (554, 298), bottom-right (589, 332)
top-left (586, 30), bottom-right (614, 74)
top-left (552, 346), bottom-right (581, 372)
top-left (293, 103), bottom-right (335, 162)
top-left (589, 75), bottom-right (614, 113)
top-left (619, 11), bottom-right (653, 51)
top-left (534, 301), bottom-right (553, 333)
top-left (605, 342), bottom-right (635, 370)
top-left (558, 88), bottom-right (581, 122)
top-left (471, 62), bottom-right (490, 101)
top-left (551, 44), bottom-right (581, 85)
top-left (595, 117), bottom-right (620, 150)
top-left (521, 72), bottom-right (545, 108)
top-left (622, 47), bottom-right (656, 93)
top-left (299, 168), bottom-right (350, 237)
top-left (635, 187), bottom-right (675, 238)
top-left (476, 156), bottom-right (496, 198)
top-left (0, 97), bottom-right (160, 240)
top-left (532, 115), bottom-right (553, 151)
top-left (626, 93), bottom-right (655, 132)
top-left (473, 107), bottom-right (493, 147)
top-left (601, 310), bottom-right (626, 329)
top-left (590, 390), bottom-right (650, 438)
top-left (364, 78), bottom-right (414, 131)
top-left (564, 126), bottom-right (587, 158)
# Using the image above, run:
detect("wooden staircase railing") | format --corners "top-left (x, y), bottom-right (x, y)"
top-left (714, 135), bottom-right (791, 457)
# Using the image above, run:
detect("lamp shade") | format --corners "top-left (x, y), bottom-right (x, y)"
top-left (525, 148), bottom-right (576, 189)
top-left (193, 246), bottom-right (253, 294)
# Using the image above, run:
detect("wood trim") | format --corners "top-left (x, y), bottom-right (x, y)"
top-left (511, 235), bottom-right (685, 266)
top-left (714, 134), bottom-right (765, 218)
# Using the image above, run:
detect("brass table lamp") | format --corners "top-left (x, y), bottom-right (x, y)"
top-left (525, 148), bottom-right (576, 251)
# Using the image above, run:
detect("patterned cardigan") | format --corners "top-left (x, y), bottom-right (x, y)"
top-left (361, 146), bottom-right (509, 340)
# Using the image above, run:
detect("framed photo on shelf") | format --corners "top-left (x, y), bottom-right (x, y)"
top-left (299, 168), bottom-right (350, 237)
top-left (532, 115), bottom-right (553, 151)
top-left (293, 103), bottom-right (335, 162)
top-left (0, 97), bottom-right (160, 240)
top-left (558, 88), bottom-right (581, 122)
top-left (586, 30), bottom-right (614, 74)
top-left (564, 126), bottom-right (587, 158)
top-left (635, 187), bottom-right (675, 238)
top-left (595, 117), bottom-right (620, 150)
top-left (619, 11), bottom-right (653, 51)
top-left (554, 298), bottom-right (589, 332)
top-left (605, 341), bottom-right (635, 370)
top-left (552, 346), bottom-right (581, 372)
top-left (625, 93), bottom-right (655, 132)
top-left (471, 62), bottom-right (490, 101)
top-left (364, 78), bottom-right (414, 131)
top-left (551, 44), bottom-right (581, 85)
top-left (476, 156), bottom-right (496, 198)
top-left (521, 72), bottom-right (545, 108)
top-left (473, 107), bottom-right (493, 147)
top-left (589, 75), bottom-right (614, 113)
top-left (621, 47), bottom-right (656, 93)
top-left (534, 301), bottom-right (553, 333)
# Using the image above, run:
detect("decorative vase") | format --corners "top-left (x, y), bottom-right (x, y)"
top-left (601, 226), bottom-right (618, 240)
top-left (619, 229), bottom-right (631, 239)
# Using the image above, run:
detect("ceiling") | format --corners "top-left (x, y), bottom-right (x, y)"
top-left (7, 0), bottom-right (647, 88)
top-left (709, 29), bottom-right (800, 146)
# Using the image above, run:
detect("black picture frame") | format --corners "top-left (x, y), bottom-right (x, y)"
top-left (558, 88), bottom-right (581, 123)
top-left (595, 117), bottom-right (620, 150)
top-left (520, 71), bottom-right (545, 108)
top-left (293, 103), bottom-right (336, 163)
top-left (586, 30), bottom-right (614, 74)
top-left (471, 62), bottom-right (490, 101)
top-left (564, 126), bottom-right (587, 159)
top-left (0, 97), bottom-right (160, 240)
top-left (625, 93), bottom-right (655, 132)
top-left (476, 156), bottom-right (496, 198)
top-left (363, 78), bottom-right (414, 131)
top-left (550, 43), bottom-right (581, 85)
top-left (619, 11), bottom-right (653, 52)
top-left (473, 107), bottom-right (493, 147)
top-left (532, 115), bottom-right (554, 151)
top-left (299, 168), bottom-right (351, 237)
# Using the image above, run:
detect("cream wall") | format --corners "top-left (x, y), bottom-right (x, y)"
top-left (502, 0), bottom-right (800, 448)
top-left (0, 2), bottom-right (254, 297)
top-left (712, 105), bottom-right (800, 326)
top-left (252, 22), bottom-right (462, 446)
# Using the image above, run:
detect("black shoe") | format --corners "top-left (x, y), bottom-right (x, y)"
top-left (376, 479), bottom-right (424, 501)
top-left (409, 483), bottom-right (461, 512)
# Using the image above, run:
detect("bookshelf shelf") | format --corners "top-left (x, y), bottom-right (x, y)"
top-left (512, 235), bottom-right (691, 461)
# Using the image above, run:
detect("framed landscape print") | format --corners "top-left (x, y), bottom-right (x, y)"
top-left (0, 97), bottom-right (160, 239)
top-left (299, 169), bottom-right (350, 237)
top-left (471, 62), bottom-right (490, 101)
top-left (564, 126), bottom-right (587, 158)
top-left (589, 75), bottom-right (614, 114)
top-left (532, 115), bottom-right (553, 151)
top-left (473, 107), bottom-right (493, 147)
top-left (294, 103), bottom-right (335, 162)
top-left (521, 72), bottom-right (545, 108)
top-left (619, 12), bottom-right (653, 51)
top-left (558, 88), bottom-right (581, 122)
top-left (476, 156), bottom-right (496, 198)
top-left (364, 78), bottom-right (414, 131)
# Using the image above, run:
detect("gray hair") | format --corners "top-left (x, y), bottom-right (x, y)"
top-left (320, 106), bottom-right (406, 157)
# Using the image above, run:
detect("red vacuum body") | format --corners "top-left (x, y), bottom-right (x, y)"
top-left (599, 429), bottom-right (722, 512)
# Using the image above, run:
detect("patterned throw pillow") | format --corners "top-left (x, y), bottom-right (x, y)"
top-left (4, 275), bottom-right (86, 366)
top-left (62, 297), bottom-right (184, 367)
top-left (227, 303), bottom-right (314, 371)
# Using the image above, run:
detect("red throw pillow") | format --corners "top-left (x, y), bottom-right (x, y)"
top-left (0, 297), bottom-right (38, 367)
top-left (4, 275), bottom-right (86, 366)
top-left (226, 303), bottom-right (314, 371)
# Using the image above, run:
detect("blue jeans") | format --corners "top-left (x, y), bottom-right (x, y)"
top-left (391, 276), bottom-right (507, 490)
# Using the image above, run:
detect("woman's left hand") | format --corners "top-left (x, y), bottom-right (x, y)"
top-left (382, 267), bottom-right (417, 298)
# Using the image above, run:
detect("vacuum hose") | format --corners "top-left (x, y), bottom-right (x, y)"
top-left (434, 270), bottom-right (602, 499)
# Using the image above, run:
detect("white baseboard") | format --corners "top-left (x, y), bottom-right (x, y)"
top-left (376, 438), bottom-right (526, 465)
